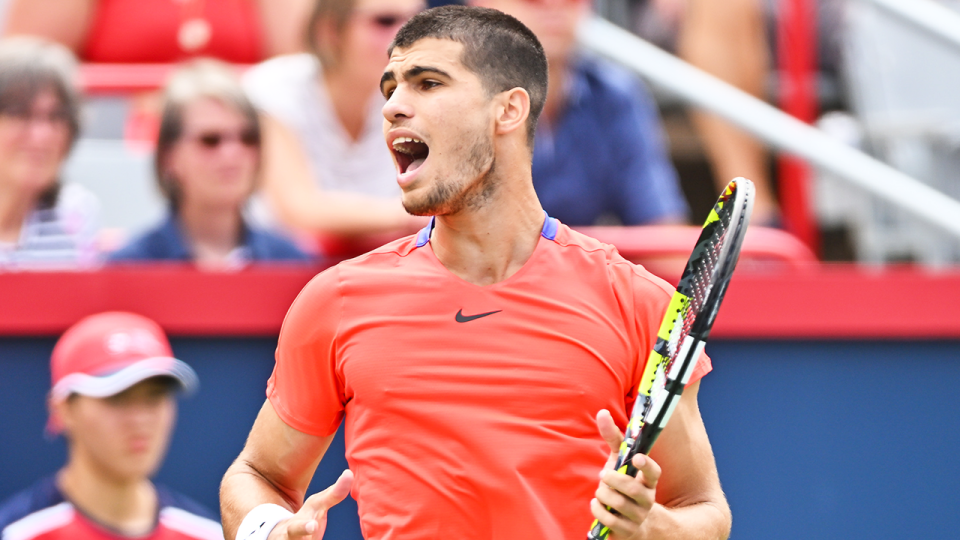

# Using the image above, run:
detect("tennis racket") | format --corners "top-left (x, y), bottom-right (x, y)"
top-left (587, 177), bottom-right (755, 540)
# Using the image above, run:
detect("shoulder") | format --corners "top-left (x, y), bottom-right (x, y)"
top-left (576, 55), bottom-right (647, 99)
top-left (108, 216), bottom-right (183, 262)
top-left (0, 476), bottom-right (69, 539)
top-left (245, 227), bottom-right (312, 262)
top-left (333, 233), bottom-right (427, 281)
top-left (242, 53), bottom-right (318, 104)
top-left (156, 486), bottom-right (223, 540)
top-left (552, 224), bottom-right (676, 299)
top-left (572, 55), bottom-right (658, 123)
top-left (287, 234), bottom-right (420, 307)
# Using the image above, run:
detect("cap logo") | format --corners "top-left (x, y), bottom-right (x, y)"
top-left (105, 329), bottom-right (163, 357)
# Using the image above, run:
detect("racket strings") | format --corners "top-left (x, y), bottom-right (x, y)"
top-left (666, 208), bottom-right (731, 374)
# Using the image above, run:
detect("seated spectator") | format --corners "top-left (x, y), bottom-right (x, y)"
top-left (3, 0), bottom-right (313, 63)
top-left (241, 0), bottom-right (427, 239)
top-left (635, 0), bottom-right (780, 225)
top-left (471, 0), bottom-right (690, 226)
top-left (0, 311), bottom-right (222, 540)
top-left (110, 60), bottom-right (310, 268)
top-left (0, 37), bottom-right (99, 269)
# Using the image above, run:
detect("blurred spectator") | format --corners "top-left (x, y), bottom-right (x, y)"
top-left (635, 0), bottom-right (780, 225)
top-left (0, 37), bottom-right (99, 269)
top-left (241, 0), bottom-right (427, 239)
top-left (109, 60), bottom-right (310, 268)
top-left (470, 0), bottom-right (689, 226)
top-left (0, 311), bottom-right (222, 540)
top-left (3, 0), bottom-right (313, 63)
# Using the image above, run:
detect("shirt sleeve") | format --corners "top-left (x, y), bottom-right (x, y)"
top-left (267, 266), bottom-right (346, 436)
top-left (622, 262), bottom-right (712, 400)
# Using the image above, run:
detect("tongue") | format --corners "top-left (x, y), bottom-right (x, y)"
top-left (407, 157), bottom-right (426, 173)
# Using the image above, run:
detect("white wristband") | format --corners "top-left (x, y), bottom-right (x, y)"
top-left (236, 503), bottom-right (295, 540)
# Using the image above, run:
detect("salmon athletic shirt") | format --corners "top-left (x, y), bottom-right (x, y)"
top-left (268, 216), bottom-right (711, 539)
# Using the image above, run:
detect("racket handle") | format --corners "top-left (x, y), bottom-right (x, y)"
top-left (586, 449), bottom-right (642, 540)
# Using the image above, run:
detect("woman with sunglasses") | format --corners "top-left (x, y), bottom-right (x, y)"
top-left (0, 37), bottom-right (100, 269)
top-left (109, 60), bottom-right (310, 268)
top-left (241, 0), bottom-right (426, 248)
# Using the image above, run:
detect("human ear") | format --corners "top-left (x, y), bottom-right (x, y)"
top-left (49, 396), bottom-right (73, 435)
top-left (493, 88), bottom-right (531, 138)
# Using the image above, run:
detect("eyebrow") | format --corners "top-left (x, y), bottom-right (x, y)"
top-left (380, 65), bottom-right (453, 95)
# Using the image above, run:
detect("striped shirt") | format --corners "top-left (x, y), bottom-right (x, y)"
top-left (0, 476), bottom-right (223, 540)
top-left (0, 183), bottom-right (100, 270)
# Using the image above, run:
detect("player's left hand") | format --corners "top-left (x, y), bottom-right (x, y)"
top-left (591, 409), bottom-right (662, 539)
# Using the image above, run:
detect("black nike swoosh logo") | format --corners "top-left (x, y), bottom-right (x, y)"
top-left (455, 309), bottom-right (502, 323)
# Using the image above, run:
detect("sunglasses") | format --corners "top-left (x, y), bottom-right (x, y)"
top-left (355, 10), bottom-right (418, 29)
top-left (0, 106), bottom-right (70, 127)
top-left (188, 129), bottom-right (260, 149)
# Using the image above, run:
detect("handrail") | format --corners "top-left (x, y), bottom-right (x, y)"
top-left (857, 0), bottom-right (960, 52)
top-left (578, 16), bottom-right (960, 241)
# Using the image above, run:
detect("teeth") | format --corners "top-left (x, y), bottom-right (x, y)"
top-left (392, 136), bottom-right (426, 151)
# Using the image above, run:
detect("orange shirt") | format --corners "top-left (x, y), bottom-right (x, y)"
top-left (269, 217), bottom-right (711, 539)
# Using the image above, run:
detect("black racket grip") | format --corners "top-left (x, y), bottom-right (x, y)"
top-left (586, 455), bottom-right (641, 539)
top-left (586, 428), bottom-right (663, 540)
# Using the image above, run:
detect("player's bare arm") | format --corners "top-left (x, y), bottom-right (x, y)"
top-left (592, 381), bottom-right (731, 540)
top-left (220, 400), bottom-right (349, 540)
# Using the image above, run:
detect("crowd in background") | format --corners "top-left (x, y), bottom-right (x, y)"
top-left (0, 0), bottom-right (800, 271)
top-left (3, 1), bottom-right (958, 538)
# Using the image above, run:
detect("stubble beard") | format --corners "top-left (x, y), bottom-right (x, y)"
top-left (402, 129), bottom-right (497, 217)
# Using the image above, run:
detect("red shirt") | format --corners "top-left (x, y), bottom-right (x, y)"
top-left (0, 476), bottom-right (222, 540)
top-left (269, 217), bottom-right (711, 539)
top-left (83, 0), bottom-right (263, 63)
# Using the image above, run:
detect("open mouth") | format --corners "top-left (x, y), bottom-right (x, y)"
top-left (391, 136), bottom-right (430, 175)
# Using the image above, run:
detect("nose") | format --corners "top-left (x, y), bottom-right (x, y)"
top-left (382, 88), bottom-right (415, 124)
top-left (25, 115), bottom-right (63, 143)
top-left (218, 138), bottom-right (250, 158)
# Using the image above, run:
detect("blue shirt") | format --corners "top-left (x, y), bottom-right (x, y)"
top-left (533, 56), bottom-right (688, 226)
top-left (108, 213), bottom-right (311, 264)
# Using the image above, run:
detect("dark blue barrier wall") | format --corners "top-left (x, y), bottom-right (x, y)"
top-left (3, 337), bottom-right (959, 539)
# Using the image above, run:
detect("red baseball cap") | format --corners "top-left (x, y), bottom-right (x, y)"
top-left (49, 312), bottom-right (198, 406)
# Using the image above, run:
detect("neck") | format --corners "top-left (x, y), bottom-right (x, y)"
top-left (431, 160), bottom-right (545, 287)
top-left (57, 461), bottom-right (157, 536)
top-left (323, 67), bottom-right (376, 142)
top-left (178, 199), bottom-right (244, 267)
top-left (0, 182), bottom-right (40, 244)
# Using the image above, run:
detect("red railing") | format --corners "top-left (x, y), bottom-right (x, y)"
top-left (777, 0), bottom-right (820, 254)
top-left (2, 264), bottom-right (959, 338)
top-left (79, 63), bottom-right (251, 94)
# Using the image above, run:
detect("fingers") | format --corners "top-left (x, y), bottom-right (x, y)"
top-left (280, 518), bottom-right (320, 538)
top-left (301, 469), bottom-right (354, 514)
top-left (591, 454), bottom-right (662, 538)
top-left (277, 470), bottom-right (354, 539)
top-left (590, 498), bottom-right (642, 539)
top-left (596, 409), bottom-right (624, 456)
top-left (631, 453), bottom-right (661, 489)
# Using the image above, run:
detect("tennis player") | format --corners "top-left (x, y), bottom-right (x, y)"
top-left (220, 6), bottom-right (730, 540)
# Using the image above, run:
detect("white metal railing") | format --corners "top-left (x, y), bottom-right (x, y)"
top-left (859, 0), bottom-right (960, 52)
top-left (579, 16), bottom-right (960, 240)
